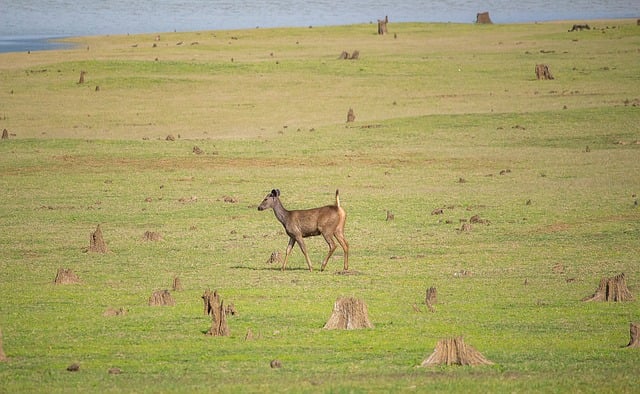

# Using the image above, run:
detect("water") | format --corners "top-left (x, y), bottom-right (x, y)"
top-left (0, 0), bottom-right (637, 53)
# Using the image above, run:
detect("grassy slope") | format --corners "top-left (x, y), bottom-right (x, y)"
top-left (0, 20), bottom-right (639, 392)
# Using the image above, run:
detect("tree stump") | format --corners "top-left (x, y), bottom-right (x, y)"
top-left (148, 290), bottom-right (175, 306)
top-left (425, 287), bottom-right (437, 312)
top-left (202, 289), bottom-right (229, 336)
top-left (172, 276), bottom-right (183, 291)
top-left (202, 289), bottom-right (218, 316)
top-left (582, 273), bottom-right (634, 302)
top-left (143, 231), bottom-right (162, 241)
top-left (225, 303), bottom-right (238, 316)
top-left (377, 16), bottom-right (389, 35)
top-left (270, 359), bottom-right (282, 368)
top-left (103, 307), bottom-right (127, 317)
top-left (1, 129), bottom-right (8, 140)
top-left (627, 322), bottom-right (640, 348)
top-left (421, 336), bottom-right (493, 366)
top-left (192, 145), bottom-right (204, 155)
top-left (324, 297), bottom-right (373, 329)
top-left (54, 268), bottom-right (81, 284)
top-left (346, 108), bottom-right (355, 123)
top-left (569, 24), bottom-right (590, 32)
top-left (265, 251), bottom-right (283, 265)
top-left (0, 328), bottom-right (8, 362)
top-left (338, 50), bottom-right (359, 60)
top-left (535, 64), bottom-right (554, 80)
top-left (476, 12), bottom-right (493, 24)
top-left (88, 224), bottom-right (109, 253)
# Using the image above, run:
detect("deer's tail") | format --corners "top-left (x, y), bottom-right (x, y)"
top-left (335, 189), bottom-right (341, 207)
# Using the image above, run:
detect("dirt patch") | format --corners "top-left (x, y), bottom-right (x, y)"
top-left (536, 222), bottom-right (571, 234)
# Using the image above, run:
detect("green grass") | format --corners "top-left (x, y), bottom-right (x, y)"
top-left (1, 20), bottom-right (639, 392)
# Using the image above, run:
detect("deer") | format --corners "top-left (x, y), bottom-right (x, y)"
top-left (257, 189), bottom-right (349, 272)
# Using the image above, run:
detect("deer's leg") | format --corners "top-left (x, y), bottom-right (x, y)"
top-left (334, 231), bottom-right (349, 271)
top-left (295, 236), bottom-right (314, 271)
top-left (320, 233), bottom-right (337, 271)
top-left (282, 237), bottom-right (296, 271)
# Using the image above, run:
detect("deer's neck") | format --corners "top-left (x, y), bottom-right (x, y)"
top-left (272, 199), bottom-right (290, 227)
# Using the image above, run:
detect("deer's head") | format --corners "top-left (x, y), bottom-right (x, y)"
top-left (257, 189), bottom-right (280, 211)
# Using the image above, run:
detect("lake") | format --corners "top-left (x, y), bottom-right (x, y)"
top-left (0, 0), bottom-right (637, 53)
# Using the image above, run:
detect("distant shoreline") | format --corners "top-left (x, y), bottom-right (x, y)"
top-left (0, 36), bottom-right (76, 54)
top-left (1, 17), bottom-right (635, 54)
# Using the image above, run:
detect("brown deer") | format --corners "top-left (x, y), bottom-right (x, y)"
top-left (258, 189), bottom-right (349, 272)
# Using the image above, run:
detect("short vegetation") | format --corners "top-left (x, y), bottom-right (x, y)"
top-left (0, 20), bottom-right (639, 392)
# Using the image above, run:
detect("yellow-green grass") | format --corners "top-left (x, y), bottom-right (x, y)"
top-left (1, 20), bottom-right (638, 139)
top-left (0, 20), bottom-right (639, 392)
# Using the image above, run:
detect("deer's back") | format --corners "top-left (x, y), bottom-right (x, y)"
top-left (287, 205), bottom-right (344, 237)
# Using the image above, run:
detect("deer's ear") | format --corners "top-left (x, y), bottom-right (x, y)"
top-left (270, 189), bottom-right (278, 197)
top-left (274, 189), bottom-right (280, 197)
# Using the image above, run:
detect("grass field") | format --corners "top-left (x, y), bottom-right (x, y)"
top-left (1, 20), bottom-right (639, 392)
